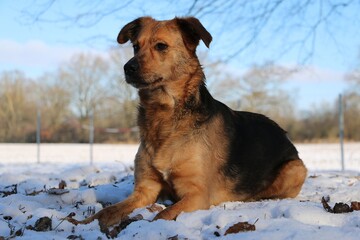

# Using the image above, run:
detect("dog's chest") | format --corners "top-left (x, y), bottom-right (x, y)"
top-left (151, 149), bottom-right (174, 183)
top-left (140, 104), bottom-right (199, 184)
top-left (151, 158), bottom-right (173, 186)
top-left (150, 142), bottom-right (188, 185)
top-left (158, 169), bottom-right (171, 182)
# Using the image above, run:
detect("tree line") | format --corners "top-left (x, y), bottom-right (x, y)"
top-left (0, 49), bottom-right (359, 143)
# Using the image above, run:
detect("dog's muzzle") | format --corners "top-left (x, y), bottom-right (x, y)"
top-left (124, 57), bottom-right (146, 88)
top-left (124, 57), bottom-right (139, 76)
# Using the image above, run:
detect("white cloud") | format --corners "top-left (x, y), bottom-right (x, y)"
top-left (291, 66), bottom-right (346, 83)
top-left (0, 39), bottom-right (107, 68)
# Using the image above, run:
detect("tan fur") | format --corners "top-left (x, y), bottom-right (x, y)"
top-left (255, 160), bottom-right (307, 199)
top-left (70, 17), bottom-right (307, 228)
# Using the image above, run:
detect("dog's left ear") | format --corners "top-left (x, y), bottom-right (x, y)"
top-left (175, 17), bottom-right (212, 51)
top-left (117, 17), bottom-right (153, 44)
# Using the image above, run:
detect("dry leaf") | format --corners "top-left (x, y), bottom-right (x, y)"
top-left (351, 201), bottom-right (360, 211)
top-left (47, 188), bottom-right (70, 195)
top-left (224, 221), bottom-right (256, 235)
top-left (0, 184), bottom-right (17, 197)
top-left (67, 234), bottom-right (84, 240)
top-left (213, 231), bottom-right (221, 237)
top-left (59, 180), bottom-right (67, 189)
top-left (321, 196), bottom-right (333, 213)
top-left (322, 196), bottom-right (353, 213)
top-left (309, 175), bottom-right (319, 178)
top-left (107, 214), bottom-right (144, 238)
top-left (31, 217), bottom-right (52, 232)
top-left (167, 235), bottom-right (179, 240)
top-left (333, 203), bottom-right (353, 213)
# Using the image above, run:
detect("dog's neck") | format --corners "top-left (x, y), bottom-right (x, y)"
top-left (138, 65), bottom-right (206, 114)
top-left (137, 65), bottom-right (215, 151)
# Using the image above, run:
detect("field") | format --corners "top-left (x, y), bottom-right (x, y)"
top-left (0, 143), bottom-right (360, 239)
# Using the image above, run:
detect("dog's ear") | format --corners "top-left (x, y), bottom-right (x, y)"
top-left (175, 17), bottom-right (212, 51)
top-left (117, 17), bottom-right (153, 44)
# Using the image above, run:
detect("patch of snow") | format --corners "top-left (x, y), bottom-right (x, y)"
top-left (0, 143), bottom-right (359, 239)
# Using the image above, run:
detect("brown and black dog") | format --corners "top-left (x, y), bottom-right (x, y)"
top-left (72, 16), bottom-right (307, 228)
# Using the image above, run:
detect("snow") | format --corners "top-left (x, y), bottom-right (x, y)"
top-left (0, 143), bottom-right (360, 239)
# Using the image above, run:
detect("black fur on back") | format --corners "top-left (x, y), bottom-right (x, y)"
top-left (221, 107), bottom-right (299, 195)
top-left (198, 86), bottom-right (299, 195)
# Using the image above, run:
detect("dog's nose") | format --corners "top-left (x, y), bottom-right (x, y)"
top-left (124, 58), bottom-right (139, 76)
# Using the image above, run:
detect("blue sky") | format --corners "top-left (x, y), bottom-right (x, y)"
top-left (1, 1), bottom-right (359, 112)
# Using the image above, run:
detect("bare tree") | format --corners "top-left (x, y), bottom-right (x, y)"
top-left (36, 73), bottom-right (71, 138)
top-left (59, 53), bottom-right (109, 120)
top-left (240, 63), bottom-right (296, 117)
top-left (294, 102), bottom-right (338, 141)
top-left (108, 47), bottom-right (138, 129)
top-left (204, 60), bottom-right (296, 124)
top-left (20, 0), bottom-right (360, 62)
top-left (344, 61), bottom-right (360, 140)
top-left (0, 71), bottom-right (37, 142)
top-left (346, 68), bottom-right (360, 93)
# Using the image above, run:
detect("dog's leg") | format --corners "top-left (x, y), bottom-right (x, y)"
top-left (153, 167), bottom-right (210, 221)
top-left (71, 147), bottom-right (163, 228)
top-left (71, 175), bottom-right (163, 228)
top-left (154, 193), bottom-right (209, 220)
top-left (257, 159), bottom-right (307, 199)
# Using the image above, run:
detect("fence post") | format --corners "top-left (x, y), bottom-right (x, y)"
top-left (339, 94), bottom-right (345, 171)
top-left (89, 111), bottom-right (94, 165)
top-left (36, 109), bottom-right (41, 164)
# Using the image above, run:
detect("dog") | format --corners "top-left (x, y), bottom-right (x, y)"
top-left (72, 16), bottom-right (307, 228)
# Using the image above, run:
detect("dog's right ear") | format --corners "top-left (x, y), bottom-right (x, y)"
top-left (175, 17), bottom-right (212, 52)
top-left (117, 17), bottom-right (153, 44)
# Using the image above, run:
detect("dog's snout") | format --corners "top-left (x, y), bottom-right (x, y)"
top-left (124, 58), bottom-right (139, 76)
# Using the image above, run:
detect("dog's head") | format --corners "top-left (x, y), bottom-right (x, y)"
top-left (117, 17), bottom-right (212, 89)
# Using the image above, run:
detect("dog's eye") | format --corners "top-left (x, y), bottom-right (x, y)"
top-left (155, 43), bottom-right (168, 51)
top-left (133, 44), bottom-right (140, 54)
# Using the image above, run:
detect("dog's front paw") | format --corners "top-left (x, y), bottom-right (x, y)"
top-left (95, 204), bottom-right (126, 228)
top-left (153, 207), bottom-right (177, 221)
top-left (66, 203), bottom-right (131, 229)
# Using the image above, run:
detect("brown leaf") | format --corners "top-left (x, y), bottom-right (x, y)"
top-left (333, 203), bottom-right (353, 213)
top-left (47, 188), bottom-right (70, 195)
top-left (321, 196), bottom-right (333, 213)
top-left (322, 196), bottom-right (353, 214)
top-left (3, 216), bottom-right (12, 221)
top-left (224, 221), bottom-right (256, 235)
top-left (213, 231), bottom-right (221, 237)
top-left (309, 175), bottom-right (319, 178)
top-left (167, 235), bottom-right (179, 240)
top-left (67, 235), bottom-right (85, 240)
top-left (107, 214), bottom-right (144, 238)
top-left (351, 201), bottom-right (360, 211)
top-left (59, 180), bottom-right (67, 189)
top-left (14, 228), bottom-right (23, 237)
top-left (0, 184), bottom-right (17, 197)
top-left (26, 189), bottom-right (45, 196)
top-left (34, 217), bottom-right (52, 232)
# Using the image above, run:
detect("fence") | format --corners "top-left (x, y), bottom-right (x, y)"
top-left (0, 143), bottom-right (359, 172)
top-left (1, 95), bottom-right (358, 171)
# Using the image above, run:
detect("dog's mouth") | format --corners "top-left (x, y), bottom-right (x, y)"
top-left (126, 76), bottom-right (163, 89)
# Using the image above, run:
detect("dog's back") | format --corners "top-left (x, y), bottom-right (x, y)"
top-left (223, 108), bottom-right (300, 195)
top-left (193, 84), bottom-right (304, 199)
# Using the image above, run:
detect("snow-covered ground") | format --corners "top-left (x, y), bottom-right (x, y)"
top-left (0, 143), bottom-right (360, 239)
